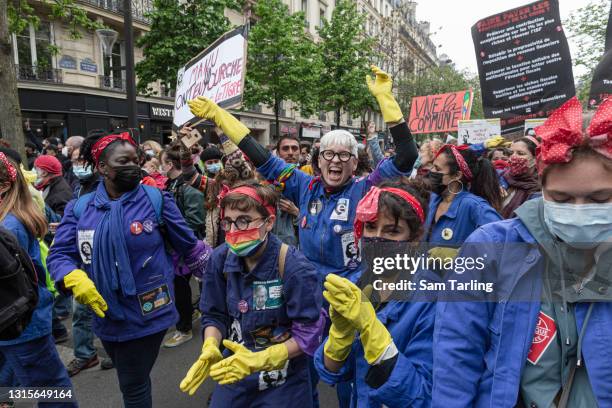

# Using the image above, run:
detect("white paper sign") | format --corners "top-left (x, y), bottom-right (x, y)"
top-left (173, 26), bottom-right (247, 129)
top-left (458, 119), bottom-right (501, 144)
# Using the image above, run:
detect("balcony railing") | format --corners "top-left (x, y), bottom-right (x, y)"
top-left (79, 0), bottom-right (152, 23)
top-left (16, 65), bottom-right (62, 83)
top-left (99, 75), bottom-right (126, 91)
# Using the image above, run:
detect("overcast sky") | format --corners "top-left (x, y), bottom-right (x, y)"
top-left (414, 0), bottom-right (593, 76)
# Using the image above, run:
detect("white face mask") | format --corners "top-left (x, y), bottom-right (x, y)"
top-left (61, 146), bottom-right (69, 157)
top-left (543, 198), bottom-right (612, 249)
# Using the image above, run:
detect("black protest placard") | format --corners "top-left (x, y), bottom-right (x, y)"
top-left (472, 0), bottom-right (575, 134)
top-left (588, 2), bottom-right (612, 107)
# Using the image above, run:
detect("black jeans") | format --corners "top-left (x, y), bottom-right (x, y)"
top-left (101, 330), bottom-right (166, 408)
top-left (174, 273), bottom-right (193, 333)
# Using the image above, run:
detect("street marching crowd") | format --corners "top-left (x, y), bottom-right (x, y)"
top-left (0, 63), bottom-right (611, 408)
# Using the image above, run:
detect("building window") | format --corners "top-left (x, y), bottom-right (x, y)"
top-left (302, 0), bottom-right (309, 25)
top-left (102, 41), bottom-right (125, 90)
top-left (319, 111), bottom-right (327, 122)
top-left (319, 4), bottom-right (326, 28)
top-left (13, 21), bottom-right (53, 69)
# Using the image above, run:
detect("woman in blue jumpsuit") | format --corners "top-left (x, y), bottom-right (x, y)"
top-left (432, 97), bottom-right (612, 407)
top-left (0, 153), bottom-right (76, 408)
top-left (424, 144), bottom-right (502, 250)
top-left (180, 182), bottom-right (323, 407)
top-left (315, 179), bottom-right (435, 407)
top-left (48, 132), bottom-right (212, 408)
top-left (187, 66), bottom-right (418, 284)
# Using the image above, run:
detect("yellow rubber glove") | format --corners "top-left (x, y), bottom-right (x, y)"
top-left (210, 340), bottom-right (288, 385)
top-left (484, 135), bottom-right (506, 148)
top-left (366, 66), bottom-right (403, 124)
top-left (323, 306), bottom-right (357, 362)
top-left (428, 247), bottom-right (459, 261)
top-left (63, 269), bottom-right (108, 318)
top-left (187, 97), bottom-right (250, 145)
top-left (180, 337), bottom-right (223, 396)
top-left (323, 274), bottom-right (392, 364)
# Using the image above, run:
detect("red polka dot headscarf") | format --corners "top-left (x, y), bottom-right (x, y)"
top-left (535, 96), bottom-right (612, 174)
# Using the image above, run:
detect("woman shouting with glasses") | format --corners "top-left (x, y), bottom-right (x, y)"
top-left (187, 66), bottom-right (418, 284)
top-left (180, 182), bottom-right (323, 407)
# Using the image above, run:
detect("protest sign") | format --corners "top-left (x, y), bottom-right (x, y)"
top-left (588, 2), bottom-right (612, 107)
top-left (173, 26), bottom-right (247, 130)
top-left (458, 119), bottom-right (501, 144)
top-left (524, 118), bottom-right (546, 136)
top-left (472, 0), bottom-right (575, 134)
top-left (408, 89), bottom-right (473, 134)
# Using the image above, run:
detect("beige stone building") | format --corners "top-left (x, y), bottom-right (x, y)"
top-left (14, 0), bottom-right (437, 146)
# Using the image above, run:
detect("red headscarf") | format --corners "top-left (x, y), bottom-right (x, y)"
top-left (218, 185), bottom-right (276, 218)
top-left (354, 186), bottom-right (425, 242)
top-left (91, 132), bottom-right (137, 165)
top-left (434, 144), bottom-right (473, 181)
top-left (535, 96), bottom-right (612, 173)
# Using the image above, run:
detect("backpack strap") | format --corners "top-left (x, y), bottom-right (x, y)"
top-left (72, 192), bottom-right (95, 220)
top-left (141, 184), bottom-right (164, 225)
top-left (72, 185), bottom-right (163, 224)
top-left (278, 243), bottom-right (289, 279)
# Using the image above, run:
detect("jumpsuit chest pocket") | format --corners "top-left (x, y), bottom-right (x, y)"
top-left (135, 266), bottom-right (172, 320)
top-left (484, 304), bottom-right (504, 372)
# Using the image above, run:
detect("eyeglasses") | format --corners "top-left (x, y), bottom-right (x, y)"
top-left (320, 150), bottom-right (353, 162)
top-left (220, 216), bottom-right (266, 232)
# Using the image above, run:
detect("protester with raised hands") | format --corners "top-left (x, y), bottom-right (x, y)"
top-left (315, 179), bottom-right (434, 407)
top-left (180, 182), bottom-right (323, 407)
top-left (0, 152), bottom-right (77, 406)
top-left (432, 97), bottom-right (612, 408)
top-left (187, 66), bottom-right (418, 283)
top-left (424, 143), bottom-right (502, 260)
top-left (47, 131), bottom-right (212, 408)
top-left (500, 136), bottom-right (541, 218)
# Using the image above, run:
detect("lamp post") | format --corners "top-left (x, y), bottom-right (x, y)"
top-left (123, 0), bottom-right (138, 134)
top-left (96, 3), bottom-right (138, 141)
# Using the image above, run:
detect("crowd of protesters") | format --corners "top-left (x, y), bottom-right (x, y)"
top-left (0, 66), bottom-right (610, 408)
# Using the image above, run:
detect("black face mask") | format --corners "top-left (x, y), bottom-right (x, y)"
top-left (426, 171), bottom-right (446, 195)
top-left (362, 236), bottom-right (410, 245)
top-left (110, 165), bottom-right (141, 193)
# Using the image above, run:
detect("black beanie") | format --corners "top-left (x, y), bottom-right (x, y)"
top-left (200, 146), bottom-right (223, 162)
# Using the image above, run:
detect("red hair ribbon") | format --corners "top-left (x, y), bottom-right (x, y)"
top-left (218, 185), bottom-right (276, 217)
top-left (434, 144), bottom-right (473, 181)
top-left (0, 153), bottom-right (17, 182)
top-left (535, 96), bottom-right (612, 173)
top-left (353, 186), bottom-right (425, 242)
top-left (91, 132), bottom-right (137, 165)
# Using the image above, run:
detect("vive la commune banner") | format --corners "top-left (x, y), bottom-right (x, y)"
top-left (173, 26), bottom-right (247, 130)
top-left (408, 89), bottom-right (473, 134)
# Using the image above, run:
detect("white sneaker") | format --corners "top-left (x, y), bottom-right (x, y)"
top-left (163, 330), bottom-right (193, 348)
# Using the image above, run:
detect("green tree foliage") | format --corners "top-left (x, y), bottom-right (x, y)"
top-left (317, 0), bottom-right (376, 127)
top-left (565, 0), bottom-right (611, 104)
top-left (135, 0), bottom-right (238, 95)
top-left (1, 0), bottom-right (101, 160)
top-left (244, 0), bottom-right (320, 137)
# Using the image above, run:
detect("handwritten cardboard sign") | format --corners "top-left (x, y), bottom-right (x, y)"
top-left (173, 26), bottom-right (247, 130)
top-left (458, 119), bottom-right (501, 144)
top-left (472, 0), bottom-right (575, 134)
top-left (408, 89), bottom-right (473, 134)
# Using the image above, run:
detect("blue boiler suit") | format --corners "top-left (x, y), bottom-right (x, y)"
top-left (201, 235), bottom-right (323, 407)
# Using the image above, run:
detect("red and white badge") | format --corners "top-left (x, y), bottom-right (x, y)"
top-left (527, 310), bottom-right (557, 365)
top-left (130, 221), bottom-right (143, 235)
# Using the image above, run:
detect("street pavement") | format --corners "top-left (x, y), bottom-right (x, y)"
top-left (42, 315), bottom-right (340, 408)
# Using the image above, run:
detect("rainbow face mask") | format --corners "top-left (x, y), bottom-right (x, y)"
top-left (225, 226), bottom-right (267, 257)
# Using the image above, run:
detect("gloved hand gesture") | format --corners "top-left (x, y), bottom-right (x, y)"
top-left (484, 135), bottom-right (506, 149)
top-left (63, 269), bottom-right (107, 318)
top-left (323, 274), bottom-right (392, 364)
top-left (366, 66), bottom-right (403, 123)
top-left (187, 97), bottom-right (249, 145)
top-left (323, 305), bottom-right (357, 362)
top-left (428, 246), bottom-right (459, 261)
top-left (180, 337), bottom-right (223, 396)
top-left (210, 340), bottom-right (288, 385)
